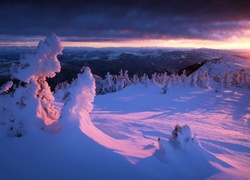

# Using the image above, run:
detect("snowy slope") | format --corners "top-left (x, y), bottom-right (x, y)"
top-left (198, 53), bottom-right (250, 75)
top-left (0, 34), bottom-right (249, 179)
top-left (1, 83), bottom-right (249, 179)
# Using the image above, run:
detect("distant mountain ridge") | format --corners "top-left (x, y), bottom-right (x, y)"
top-left (0, 47), bottom-right (248, 89)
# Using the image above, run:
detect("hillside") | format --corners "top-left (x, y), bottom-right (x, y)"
top-left (0, 35), bottom-right (249, 179)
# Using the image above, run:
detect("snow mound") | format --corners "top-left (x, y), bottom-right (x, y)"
top-left (153, 124), bottom-right (230, 178)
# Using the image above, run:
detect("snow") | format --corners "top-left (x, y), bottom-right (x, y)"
top-left (0, 34), bottom-right (250, 179)
top-left (11, 33), bottom-right (63, 82)
top-left (1, 82), bottom-right (249, 179)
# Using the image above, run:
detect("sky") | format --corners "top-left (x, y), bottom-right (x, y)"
top-left (0, 0), bottom-right (250, 49)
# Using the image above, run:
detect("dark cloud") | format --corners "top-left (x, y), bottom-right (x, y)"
top-left (0, 0), bottom-right (250, 42)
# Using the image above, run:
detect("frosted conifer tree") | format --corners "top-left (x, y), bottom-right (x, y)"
top-left (141, 73), bottom-right (150, 87)
top-left (202, 70), bottom-right (210, 88)
top-left (11, 33), bottom-right (63, 126)
top-left (124, 70), bottom-right (132, 86)
top-left (100, 72), bottom-right (115, 94)
top-left (115, 70), bottom-right (125, 91)
top-left (151, 72), bottom-right (157, 83)
top-left (214, 73), bottom-right (223, 93)
top-left (190, 72), bottom-right (197, 87)
top-left (196, 71), bottom-right (203, 88)
top-left (131, 74), bottom-right (140, 84)
top-left (67, 67), bottom-right (96, 123)
top-left (162, 78), bottom-right (170, 94)
top-left (223, 69), bottom-right (231, 88)
top-left (231, 71), bottom-right (240, 87)
top-left (160, 72), bottom-right (168, 84)
top-left (180, 70), bottom-right (189, 87)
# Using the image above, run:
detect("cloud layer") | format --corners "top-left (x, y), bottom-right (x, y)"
top-left (1, 0), bottom-right (250, 42)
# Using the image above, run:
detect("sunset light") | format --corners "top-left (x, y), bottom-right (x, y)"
top-left (3, 36), bottom-right (249, 50)
top-left (1, 1), bottom-right (250, 179)
top-left (61, 38), bottom-right (250, 49)
top-left (0, 1), bottom-right (250, 50)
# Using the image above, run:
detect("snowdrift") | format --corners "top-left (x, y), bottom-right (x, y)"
top-left (0, 34), bottom-right (250, 179)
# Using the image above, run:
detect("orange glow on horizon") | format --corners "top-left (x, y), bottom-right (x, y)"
top-left (1, 37), bottom-right (250, 50)
top-left (62, 38), bottom-right (250, 50)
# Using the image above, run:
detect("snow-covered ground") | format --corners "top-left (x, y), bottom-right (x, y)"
top-left (1, 83), bottom-right (249, 179)
top-left (0, 34), bottom-right (249, 179)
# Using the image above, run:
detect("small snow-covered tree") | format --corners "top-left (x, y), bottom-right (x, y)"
top-left (93, 74), bottom-right (103, 94)
top-left (214, 73), bottom-right (223, 93)
top-left (141, 73), bottom-right (150, 87)
top-left (201, 70), bottom-right (210, 88)
top-left (223, 69), bottom-right (231, 88)
top-left (231, 71), bottom-right (240, 87)
top-left (115, 69), bottom-right (125, 91)
top-left (190, 72), bottom-right (197, 87)
top-left (124, 70), bottom-right (132, 87)
top-left (131, 74), bottom-right (140, 84)
top-left (162, 78), bottom-right (170, 94)
top-left (101, 72), bottom-right (115, 94)
top-left (169, 124), bottom-right (199, 150)
top-left (196, 71), bottom-right (203, 88)
top-left (158, 72), bottom-right (168, 84)
top-left (151, 72), bottom-right (157, 83)
top-left (179, 70), bottom-right (190, 87)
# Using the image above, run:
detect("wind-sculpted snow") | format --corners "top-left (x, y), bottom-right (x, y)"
top-left (61, 66), bottom-right (155, 163)
top-left (0, 35), bottom-right (250, 179)
top-left (88, 84), bottom-right (250, 179)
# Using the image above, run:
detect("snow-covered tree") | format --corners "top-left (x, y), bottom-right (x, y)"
top-left (190, 72), bottom-right (197, 87)
top-left (101, 72), bottom-right (115, 94)
top-left (169, 124), bottom-right (199, 150)
top-left (66, 67), bottom-right (96, 125)
top-left (202, 70), bottom-right (210, 88)
top-left (196, 71), bottom-right (203, 88)
top-left (115, 69), bottom-right (125, 91)
top-left (223, 69), bottom-right (231, 88)
top-left (124, 70), bottom-right (132, 87)
top-left (11, 33), bottom-right (62, 82)
top-left (231, 71), bottom-right (240, 87)
top-left (131, 74), bottom-right (140, 84)
top-left (151, 72), bottom-right (157, 83)
top-left (141, 73), bottom-right (150, 87)
top-left (8, 34), bottom-right (63, 125)
top-left (162, 78), bottom-right (170, 94)
top-left (214, 73), bottom-right (223, 93)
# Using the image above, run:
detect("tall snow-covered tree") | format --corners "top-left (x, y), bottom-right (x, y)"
top-left (10, 33), bottom-right (63, 126)
top-left (66, 67), bottom-right (96, 126)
